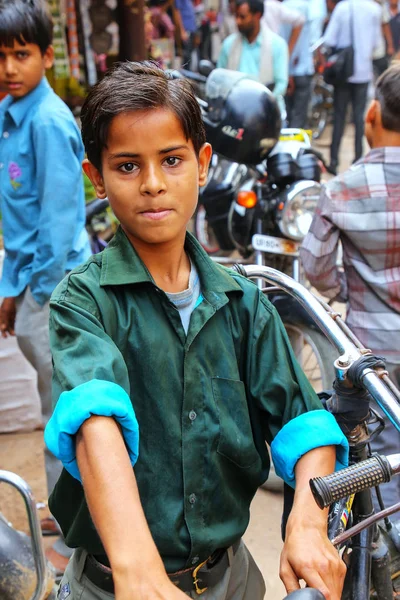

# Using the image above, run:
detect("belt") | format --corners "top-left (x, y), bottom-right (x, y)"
top-left (84, 539), bottom-right (241, 596)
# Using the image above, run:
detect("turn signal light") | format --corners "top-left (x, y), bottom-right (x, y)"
top-left (237, 191), bottom-right (257, 209)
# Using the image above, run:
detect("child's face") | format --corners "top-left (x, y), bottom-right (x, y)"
top-left (0, 40), bottom-right (54, 99)
top-left (84, 108), bottom-right (212, 249)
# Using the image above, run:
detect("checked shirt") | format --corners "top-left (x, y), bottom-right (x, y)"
top-left (300, 147), bottom-right (400, 363)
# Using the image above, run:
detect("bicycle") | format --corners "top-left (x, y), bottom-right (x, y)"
top-left (232, 262), bottom-right (400, 600)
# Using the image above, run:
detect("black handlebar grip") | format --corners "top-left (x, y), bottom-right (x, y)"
top-left (309, 455), bottom-right (392, 509)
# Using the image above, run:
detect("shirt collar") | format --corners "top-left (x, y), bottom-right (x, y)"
top-left (242, 27), bottom-right (263, 47)
top-left (1, 77), bottom-right (51, 127)
top-left (362, 146), bottom-right (400, 164)
top-left (100, 227), bottom-right (242, 295)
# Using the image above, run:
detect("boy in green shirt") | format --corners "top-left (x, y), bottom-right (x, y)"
top-left (45, 61), bottom-right (347, 600)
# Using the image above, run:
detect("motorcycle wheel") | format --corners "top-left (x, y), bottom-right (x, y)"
top-left (193, 205), bottom-right (222, 255)
top-left (284, 323), bottom-right (336, 392)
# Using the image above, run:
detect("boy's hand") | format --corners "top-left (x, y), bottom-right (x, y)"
top-left (279, 446), bottom-right (346, 600)
top-left (280, 515), bottom-right (346, 600)
top-left (0, 297), bottom-right (16, 337)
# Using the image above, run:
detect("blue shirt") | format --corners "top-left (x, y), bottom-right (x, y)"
top-left (281, 0), bottom-right (325, 76)
top-left (175, 0), bottom-right (197, 33)
top-left (0, 78), bottom-right (91, 306)
top-left (217, 28), bottom-right (289, 98)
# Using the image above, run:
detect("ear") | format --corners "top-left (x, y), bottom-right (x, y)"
top-left (43, 45), bottom-right (54, 70)
top-left (198, 143), bottom-right (212, 187)
top-left (83, 159), bottom-right (107, 198)
top-left (365, 100), bottom-right (378, 126)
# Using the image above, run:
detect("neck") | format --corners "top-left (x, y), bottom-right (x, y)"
top-left (370, 130), bottom-right (400, 149)
top-left (245, 22), bottom-right (260, 43)
top-left (122, 227), bottom-right (191, 293)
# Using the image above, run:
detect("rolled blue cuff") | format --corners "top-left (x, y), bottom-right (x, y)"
top-left (44, 379), bottom-right (139, 482)
top-left (271, 410), bottom-right (349, 488)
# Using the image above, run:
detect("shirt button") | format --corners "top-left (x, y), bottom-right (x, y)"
top-left (189, 493), bottom-right (197, 505)
top-left (3, 131), bottom-right (9, 138)
top-left (192, 556), bottom-right (199, 565)
top-left (189, 410), bottom-right (197, 421)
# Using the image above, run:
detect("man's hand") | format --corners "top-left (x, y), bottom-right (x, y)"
top-left (280, 516), bottom-right (346, 600)
top-left (279, 447), bottom-right (346, 600)
top-left (0, 297), bottom-right (16, 337)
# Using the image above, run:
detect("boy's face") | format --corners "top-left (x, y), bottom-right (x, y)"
top-left (84, 108), bottom-right (212, 249)
top-left (0, 41), bottom-right (54, 99)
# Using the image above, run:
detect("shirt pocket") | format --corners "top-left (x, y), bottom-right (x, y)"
top-left (6, 156), bottom-right (29, 199)
top-left (212, 377), bottom-right (259, 469)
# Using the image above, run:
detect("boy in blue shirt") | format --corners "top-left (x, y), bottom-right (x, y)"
top-left (45, 61), bottom-right (347, 599)
top-left (0, 0), bottom-right (91, 510)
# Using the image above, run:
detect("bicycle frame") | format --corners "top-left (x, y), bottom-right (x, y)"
top-left (232, 264), bottom-right (400, 600)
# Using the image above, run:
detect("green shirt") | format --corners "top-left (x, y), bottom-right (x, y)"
top-left (48, 227), bottom-right (323, 572)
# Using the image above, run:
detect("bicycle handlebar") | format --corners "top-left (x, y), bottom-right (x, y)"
top-left (310, 454), bottom-right (400, 509)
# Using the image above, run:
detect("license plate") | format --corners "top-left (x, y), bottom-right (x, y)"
top-left (252, 234), bottom-right (299, 256)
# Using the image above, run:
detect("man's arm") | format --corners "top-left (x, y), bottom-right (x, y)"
top-left (217, 36), bottom-right (231, 68)
top-left (279, 3), bottom-right (305, 56)
top-left (383, 21), bottom-right (395, 55)
top-left (280, 446), bottom-right (346, 600)
top-left (323, 3), bottom-right (342, 49)
top-left (76, 416), bottom-right (188, 600)
top-left (30, 117), bottom-right (86, 306)
top-left (272, 35), bottom-right (289, 97)
top-left (300, 185), bottom-right (346, 302)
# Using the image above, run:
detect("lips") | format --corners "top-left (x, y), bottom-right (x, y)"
top-left (140, 208), bottom-right (173, 221)
top-left (5, 82), bottom-right (23, 90)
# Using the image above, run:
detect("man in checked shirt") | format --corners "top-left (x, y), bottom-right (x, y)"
top-left (300, 64), bottom-right (400, 524)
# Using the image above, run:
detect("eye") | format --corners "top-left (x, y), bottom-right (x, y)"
top-left (16, 51), bottom-right (29, 59)
top-left (119, 163), bottom-right (136, 173)
top-left (164, 156), bottom-right (181, 167)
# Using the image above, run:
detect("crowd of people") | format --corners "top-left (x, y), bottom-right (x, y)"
top-left (0, 0), bottom-right (399, 599)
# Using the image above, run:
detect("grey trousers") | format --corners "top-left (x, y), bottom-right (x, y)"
top-left (370, 362), bottom-right (400, 522)
top-left (14, 287), bottom-right (62, 495)
top-left (330, 82), bottom-right (369, 166)
top-left (58, 541), bottom-right (266, 600)
top-left (285, 75), bottom-right (313, 129)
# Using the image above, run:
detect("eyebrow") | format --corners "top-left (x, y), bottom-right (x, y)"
top-left (108, 145), bottom-right (190, 160)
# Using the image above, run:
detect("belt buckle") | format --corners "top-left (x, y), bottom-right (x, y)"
top-left (192, 556), bottom-right (210, 595)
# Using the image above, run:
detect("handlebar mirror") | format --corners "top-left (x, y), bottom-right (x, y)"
top-left (198, 60), bottom-right (215, 77)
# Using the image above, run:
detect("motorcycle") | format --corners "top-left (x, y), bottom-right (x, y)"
top-left (187, 67), bottom-right (336, 391)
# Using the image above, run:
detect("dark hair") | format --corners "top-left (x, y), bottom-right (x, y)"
top-left (236, 0), bottom-right (264, 17)
top-left (81, 61), bottom-right (207, 172)
top-left (0, 0), bottom-right (53, 55)
top-left (375, 64), bottom-right (400, 133)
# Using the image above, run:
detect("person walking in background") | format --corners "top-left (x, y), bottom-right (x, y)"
top-left (300, 64), bottom-right (400, 522)
top-left (388, 0), bottom-right (400, 54)
top-left (263, 0), bottom-right (305, 55)
top-left (373, 0), bottom-right (394, 77)
top-left (217, 0), bottom-right (289, 112)
top-left (281, 0), bottom-right (326, 128)
top-left (323, 0), bottom-right (381, 174)
top-left (174, 0), bottom-right (197, 67)
top-left (0, 0), bottom-right (91, 568)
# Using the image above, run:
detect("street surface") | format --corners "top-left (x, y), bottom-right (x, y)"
top-left (0, 124), bottom-right (356, 597)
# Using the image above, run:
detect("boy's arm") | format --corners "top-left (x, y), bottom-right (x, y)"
top-left (300, 185), bottom-right (347, 302)
top-left (30, 117), bottom-right (86, 306)
top-left (280, 446), bottom-right (346, 600)
top-left (76, 416), bottom-right (188, 600)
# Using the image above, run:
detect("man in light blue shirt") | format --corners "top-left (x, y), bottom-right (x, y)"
top-left (217, 0), bottom-right (289, 113)
top-left (280, 0), bottom-right (326, 127)
top-left (0, 0), bottom-right (90, 527)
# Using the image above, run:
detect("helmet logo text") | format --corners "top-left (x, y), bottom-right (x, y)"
top-left (222, 125), bottom-right (244, 140)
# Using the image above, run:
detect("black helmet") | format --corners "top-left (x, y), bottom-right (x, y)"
top-left (203, 69), bottom-right (281, 166)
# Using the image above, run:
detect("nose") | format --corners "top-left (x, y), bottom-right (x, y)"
top-left (4, 56), bottom-right (18, 77)
top-left (139, 163), bottom-right (167, 196)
